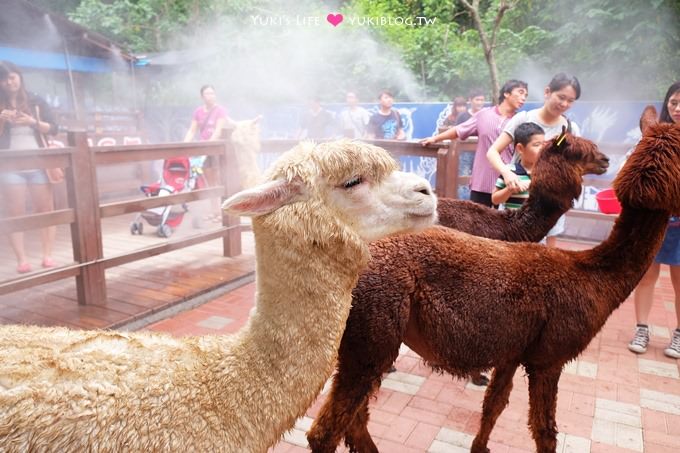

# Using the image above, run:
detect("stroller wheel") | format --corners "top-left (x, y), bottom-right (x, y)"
top-left (130, 221), bottom-right (144, 235)
top-left (158, 224), bottom-right (172, 238)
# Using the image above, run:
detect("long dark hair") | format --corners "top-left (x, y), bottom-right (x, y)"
top-left (0, 60), bottom-right (30, 114)
top-left (659, 81), bottom-right (680, 124)
top-left (547, 73), bottom-right (581, 100)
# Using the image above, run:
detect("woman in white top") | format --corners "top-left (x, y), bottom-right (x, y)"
top-left (486, 73), bottom-right (582, 247)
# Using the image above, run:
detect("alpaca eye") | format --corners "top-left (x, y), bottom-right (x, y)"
top-left (343, 176), bottom-right (363, 189)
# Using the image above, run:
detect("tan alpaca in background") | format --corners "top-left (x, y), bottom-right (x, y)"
top-left (0, 140), bottom-right (437, 452)
top-left (231, 116), bottom-right (262, 189)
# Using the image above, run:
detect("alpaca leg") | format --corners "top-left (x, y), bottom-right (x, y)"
top-left (527, 366), bottom-right (562, 453)
top-left (470, 364), bottom-right (519, 453)
top-left (344, 398), bottom-right (379, 453)
top-left (307, 366), bottom-right (383, 453)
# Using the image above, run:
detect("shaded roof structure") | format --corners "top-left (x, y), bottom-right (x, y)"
top-left (0, 0), bottom-right (135, 72)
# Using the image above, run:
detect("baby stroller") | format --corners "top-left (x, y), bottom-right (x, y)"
top-left (130, 157), bottom-right (205, 238)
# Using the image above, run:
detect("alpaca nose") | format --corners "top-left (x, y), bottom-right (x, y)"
top-left (414, 184), bottom-right (431, 196)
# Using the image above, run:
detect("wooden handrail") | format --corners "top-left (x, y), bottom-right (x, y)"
top-left (94, 141), bottom-right (225, 165)
top-left (0, 209), bottom-right (75, 235)
top-left (0, 147), bottom-right (73, 172)
top-left (100, 187), bottom-right (225, 218)
top-left (101, 226), bottom-right (238, 269)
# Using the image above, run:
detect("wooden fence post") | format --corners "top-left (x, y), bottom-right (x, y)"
top-left (67, 131), bottom-right (107, 304)
top-left (220, 140), bottom-right (242, 257)
top-left (435, 141), bottom-right (461, 199)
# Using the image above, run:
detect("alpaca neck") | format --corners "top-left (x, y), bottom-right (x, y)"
top-left (212, 220), bottom-right (367, 450)
top-left (510, 156), bottom-right (577, 242)
top-left (583, 207), bottom-right (670, 319)
top-left (510, 196), bottom-right (567, 242)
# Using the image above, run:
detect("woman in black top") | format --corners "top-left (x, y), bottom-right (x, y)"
top-left (0, 60), bottom-right (59, 273)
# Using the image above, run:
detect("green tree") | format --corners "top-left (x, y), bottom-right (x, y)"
top-left (524, 0), bottom-right (680, 99)
top-left (35, 0), bottom-right (680, 101)
top-left (67, 0), bottom-right (191, 52)
top-left (347, 0), bottom-right (548, 100)
top-left (65, 0), bottom-right (266, 53)
top-left (458, 0), bottom-right (517, 102)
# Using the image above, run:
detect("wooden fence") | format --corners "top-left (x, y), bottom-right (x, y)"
top-left (0, 135), bottom-right (628, 305)
top-left (0, 132), bottom-right (242, 304)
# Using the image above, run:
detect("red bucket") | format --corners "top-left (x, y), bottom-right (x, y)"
top-left (596, 188), bottom-right (622, 214)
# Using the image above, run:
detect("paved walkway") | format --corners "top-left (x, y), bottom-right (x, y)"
top-left (147, 241), bottom-right (680, 453)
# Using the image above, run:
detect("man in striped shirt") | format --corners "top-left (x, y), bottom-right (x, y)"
top-left (421, 79), bottom-right (528, 207)
top-left (491, 122), bottom-right (545, 210)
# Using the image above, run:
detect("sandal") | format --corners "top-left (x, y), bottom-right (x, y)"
top-left (17, 263), bottom-right (32, 274)
top-left (42, 257), bottom-right (56, 268)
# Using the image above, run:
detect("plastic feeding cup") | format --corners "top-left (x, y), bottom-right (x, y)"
top-left (596, 188), bottom-right (622, 214)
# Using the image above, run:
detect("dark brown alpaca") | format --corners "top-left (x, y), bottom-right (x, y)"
top-left (436, 134), bottom-right (609, 241)
top-left (307, 123), bottom-right (680, 453)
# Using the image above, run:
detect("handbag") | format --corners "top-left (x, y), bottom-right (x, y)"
top-left (34, 104), bottom-right (64, 184)
top-left (45, 167), bottom-right (64, 184)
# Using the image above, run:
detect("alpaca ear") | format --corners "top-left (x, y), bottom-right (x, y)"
top-left (639, 105), bottom-right (658, 136)
top-left (554, 126), bottom-right (568, 149)
top-left (222, 178), bottom-right (306, 217)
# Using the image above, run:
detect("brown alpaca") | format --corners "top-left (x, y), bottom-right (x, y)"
top-left (307, 123), bottom-right (680, 453)
top-left (436, 134), bottom-right (609, 241)
top-left (427, 135), bottom-right (608, 386)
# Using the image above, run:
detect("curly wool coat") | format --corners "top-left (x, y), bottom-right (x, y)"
top-left (307, 124), bottom-right (680, 453)
top-left (0, 141), bottom-right (435, 453)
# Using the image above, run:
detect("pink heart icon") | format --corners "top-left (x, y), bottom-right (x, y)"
top-left (327, 13), bottom-right (343, 27)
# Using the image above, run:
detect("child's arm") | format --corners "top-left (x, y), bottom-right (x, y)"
top-left (491, 186), bottom-right (515, 205)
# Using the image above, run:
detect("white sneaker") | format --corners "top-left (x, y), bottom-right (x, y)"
top-left (664, 329), bottom-right (680, 359)
top-left (628, 325), bottom-right (649, 354)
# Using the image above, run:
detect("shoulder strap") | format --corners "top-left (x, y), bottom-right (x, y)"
top-left (33, 104), bottom-right (49, 148)
top-left (199, 107), bottom-right (217, 133)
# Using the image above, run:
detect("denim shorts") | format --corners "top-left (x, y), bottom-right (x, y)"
top-left (655, 222), bottom-right (680, 266)
top-left (0, 170), bottom-right (50, 185)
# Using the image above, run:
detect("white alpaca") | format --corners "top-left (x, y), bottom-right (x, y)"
top-left (0, 140), bottom-right (437, 452)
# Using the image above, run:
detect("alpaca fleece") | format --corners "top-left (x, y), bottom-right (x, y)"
top-left (307, 124), bottom-right (680, 453)
top-left (231, 117), bottom-right (261, 188)
top-left (0, 140), bottom-right (436, 452)
top-left (436, 134), bottom-right (609, 241)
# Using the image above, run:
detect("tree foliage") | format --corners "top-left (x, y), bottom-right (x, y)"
top-left (525, 0), bottom-right (680, 99)
top-left (347, 0), bottom-right (551, 100)
top-left (32, 0), bottom-right (680, 100)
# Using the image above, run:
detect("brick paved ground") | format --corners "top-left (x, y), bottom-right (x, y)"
top-left (147, 240), bottom-right (680, 453)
